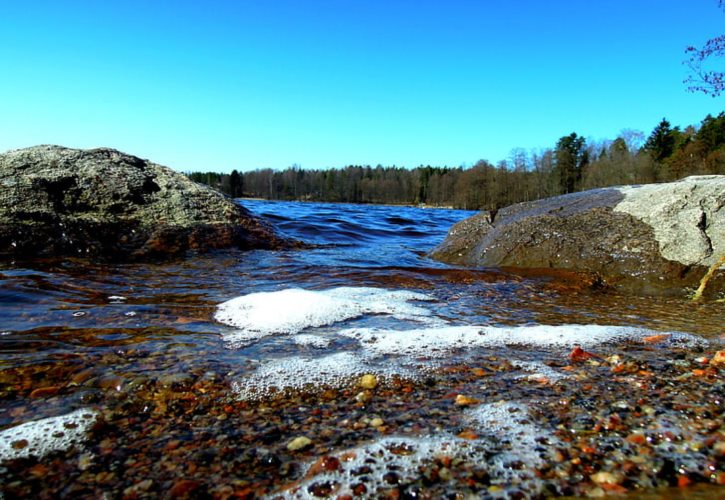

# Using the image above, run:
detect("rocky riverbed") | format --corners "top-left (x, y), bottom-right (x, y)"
top-left (0, 180), bottom-right (723, 498)
top-left (1, 329), bottom-right (723, 498)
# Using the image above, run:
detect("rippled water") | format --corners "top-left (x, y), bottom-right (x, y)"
top-left (1, 200), bottom-right (723, 498)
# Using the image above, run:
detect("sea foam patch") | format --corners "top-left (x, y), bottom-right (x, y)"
top-left (233, 324), bottom-right (705, 401)
top-left (339, 324), bottom-right (705, 357)
top-left (0, 408), bottom-right (98, 461)
top-left (292, 334), bottom-right (333, 349)
top-left (215, 287), bottom-right (435, 348)
top-left (282, 401), bottom-right (556, 499)
top-left (512, 360), bottom-right (569, 382)
top-left (465, 401), bottom-right (556, 469)
top-left (232, 351), bottom-right (412, 401)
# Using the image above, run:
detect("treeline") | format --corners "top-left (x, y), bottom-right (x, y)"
top-left (187, 112), bottom-right (725, 210)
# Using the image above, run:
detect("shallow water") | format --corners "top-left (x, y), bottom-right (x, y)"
top-left (0, 200), bottom-right (723, 498)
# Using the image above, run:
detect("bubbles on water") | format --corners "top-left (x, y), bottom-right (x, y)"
top-left (232, 352), bottom-right (412, 401)
top-left (282, 401), bottom-right (557, 499)
top-left (339, 324), bottom-right (705, 358)
top-left (225, 287), bottom-right (708, 408)
top-left (0, 408), bottom-right (98, 460)
top-left (215, 287), bottom-right (435, 348)
top-left (292, 334), bottom-right (333, 349)
top-left (511, 360), bottom-right (568, 383)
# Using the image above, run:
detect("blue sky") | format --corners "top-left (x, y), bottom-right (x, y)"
top-left (0, 1), bottom-right (723, 172)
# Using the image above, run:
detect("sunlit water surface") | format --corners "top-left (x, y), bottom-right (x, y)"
top-left (1, 200), bottom-right (723, 498)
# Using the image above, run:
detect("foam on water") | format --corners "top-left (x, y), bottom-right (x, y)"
top-left (511, 360), bottom-right (569, 382)
top-left (215, 287), bottom-right (435, 348)
top-left (0, 408), bottom-right (98, 460)
top-left (232, 352), bottom-right (412, 401)
top-left (339, 324), bottom-right (705, 357)
top-left (465, 401), bottom-right (556, 473)
top-left (292, 334), bottom-right (333, 349)
top-left (233, 323), bottom-right (705, 402)
top-left (282, 401), bottom-right (556, 499)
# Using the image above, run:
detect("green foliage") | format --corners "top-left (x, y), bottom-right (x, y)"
top-left (186, 112), bottom-right (725, 210)
top-left (696, 112), bottom-right (725, 150)
top-left (554, 133), bottom-right (588, 194)
top-left (644, 118), bottom-right (677, 162)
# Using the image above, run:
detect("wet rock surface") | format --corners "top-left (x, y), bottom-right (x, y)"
top-left (431, 176), bottom-right (725, 296)
top-left (0, 145), bottom-right (292, 260)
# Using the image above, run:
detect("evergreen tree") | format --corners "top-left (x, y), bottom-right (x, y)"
top-left (643, 119), bottom-right (677, 162)
top-left (554, 133), bottom-right (587, 194)
top-left (229, 169), bottom-right (243, 197)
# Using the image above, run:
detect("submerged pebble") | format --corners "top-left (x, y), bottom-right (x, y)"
top-left (287, 436), bottom-right (313, 451)
top-left (359, 374), bottom-right (378, 389)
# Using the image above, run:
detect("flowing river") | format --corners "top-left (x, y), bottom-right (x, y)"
top-left (1, 200), bottom-right (723, 498)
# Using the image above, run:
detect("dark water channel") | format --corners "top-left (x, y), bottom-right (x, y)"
top-left (0, 200), bottom-right (723, 498)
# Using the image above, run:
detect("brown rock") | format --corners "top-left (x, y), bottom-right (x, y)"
top-left (431, 177), bottom-right (725, 297)
top-left (0, 145), bottom-right (296, 260)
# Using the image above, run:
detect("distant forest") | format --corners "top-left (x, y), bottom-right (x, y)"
top-left (187, 112), bottom-right (725, 210)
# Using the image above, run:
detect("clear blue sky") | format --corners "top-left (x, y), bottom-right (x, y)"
top-left (1, 1), bottom-right (723, 172)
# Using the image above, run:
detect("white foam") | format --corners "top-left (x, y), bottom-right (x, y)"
top-left (215, 287), bottom-right (435, 348)
top-left (283, 401), bottom-right (556, 499)
top-left (465, 401), bottom-right (556, 472)
top-left (292, 334), bottom-right (333, 349)
top-left (0, 408), bottom-right (98, 460)
top-left (512, 360), bottom-right (568, 382)
top-left (233, 324), bottom-right (704, 402)
top-left (339, 324), bottom-right (704, 357)
top-left (232, 352), bottom-right (411, 401)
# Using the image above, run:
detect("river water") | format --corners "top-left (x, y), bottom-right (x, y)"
top-left (0, 200), bottom-right (723, 498)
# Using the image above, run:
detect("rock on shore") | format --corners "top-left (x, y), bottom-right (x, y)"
top-left (431, 176), bottom-right (725, 296)
top-left (0, 145), bottom-right (291, 260)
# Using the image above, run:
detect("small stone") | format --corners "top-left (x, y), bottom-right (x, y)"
top-left (169, 479), bottom-right (200, 497)
top-left (711, 350), bottom-right (725, 366)
top-left (369, 418), bottom-right (384, 427)
top-left (11, 439), bottom-right (28, 450)
top-left (606, 354), bottom-right (622, 365)
top-left (355, 391), bottom-right (371, 403)
top-left (307, 456), bottom-right (342, 476)
top-left (78, 453), bottom-right (93, 471)
top-left (457, 430), bottom-right (479, 440)
top-left (626, 433), bottom-right (646, 445)
top-left (438, 467), bottom-right (452, 481)
top-left (713, 441), bottom-right (725, 456)
top-left (590, 471), bottom-right (622, 485)
top-left (287, 436), bottom-right (313, 451)
top-left (359, 374), bottom-right (378, 389)
top-left (454, 394), bottom-right (480, 406)
top-left (29, 386), bottom-right (60, 398)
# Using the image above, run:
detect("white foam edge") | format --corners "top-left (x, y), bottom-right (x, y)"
top-left (215, 287), bottom-right (436, 348)
top-left (0, 408), bottom-right (98, 461)
top-left (282, 401), bottom-right (555, 499)
top-left (511, 360), bottom-right (569, 382)
top-left (338, 324), bottom-right (706, 357)
top-left (292, 334), bottom-right (334, 349)
top-left (232, 351), bottom-right (413, 401)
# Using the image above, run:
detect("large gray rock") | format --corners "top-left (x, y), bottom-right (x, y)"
top-left (431, 176), bottom-right (725, 296)
top-left (0, 145), bottom-right (291, 260)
